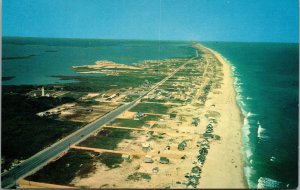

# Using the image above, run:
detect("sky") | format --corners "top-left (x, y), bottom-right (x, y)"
top-left (2, 0), bottom-right (299, 42)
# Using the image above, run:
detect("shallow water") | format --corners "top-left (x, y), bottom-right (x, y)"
top-left (2, 37), bottom-right (195, 85)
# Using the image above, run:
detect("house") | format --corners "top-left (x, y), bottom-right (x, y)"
top-left (134, 112), bottom-right (145, 120)
top-left (199, 148), bottom-right (208, 155)
top-left (122, 154), bottom-right (131, 161)
top-left (144, 155), bottom-right (153, 163)
top-left (191, 166), bottom-right (201, 175)
top-left (152, 167), bottom-right (159, 173)
top-left (191, 118), bottom-right (200, 126)
top-left (203, 133), bottom-right (213, 139)
top-left (142, 143), bottom-right (151, 152)
top-left (159, 157), bottom-right (170, 164)
top-left (178, 141), bottom-right (187, 151)
top-left (170, 113), bottom-right (177, 119)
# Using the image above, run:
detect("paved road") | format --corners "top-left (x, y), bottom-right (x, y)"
top-left (1, 55), bottom-right (197, 188)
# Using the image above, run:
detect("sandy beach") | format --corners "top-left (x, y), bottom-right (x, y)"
top-left (197, 45), bottom-right (246, 188)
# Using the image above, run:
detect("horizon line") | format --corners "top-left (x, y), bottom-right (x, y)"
top-left (2, 35), bottom-right (299, 44)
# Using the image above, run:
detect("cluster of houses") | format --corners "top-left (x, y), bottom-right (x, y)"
top-left (37, 105), bottom-right (93, 118)
top-left (179, 123), bottom-right (214, 188)
top-left (103, 92), bottom-right (120, 101)
top-left (203, 123), bottom-right (214, 139)
top-left (182, 165), bottom-right (202, 188)
top-left (28, 86), bottom-right (67, 98)
top-left (182, 139), bottom-right (210, 188)
top-left (134, 112), bottom-right (145, 120)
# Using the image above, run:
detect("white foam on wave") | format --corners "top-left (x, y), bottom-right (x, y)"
top-left (244, 166), bottom-right (257, 188)
top-left (270, 156), bottom-right (277, 162)
top-left (246, 112), bottom-right (256, 117)
top-left (246, 96), bottom-right (252, 100)
top-left (240, 100), bottom-right (246, 107)
top-left (257, 121), bottom-right (269, 139)
top-left (257, 177), bottom-right (288, 189)
top-left (230, 62), bottom-right (257, 188)
top-left (245, 149), bottom-right (253, 159)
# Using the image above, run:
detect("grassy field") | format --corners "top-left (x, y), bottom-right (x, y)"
top-left (129, 103), bottom-right (172, 114)
top-left (98, 152), bottom-right (123, 168)
top-left (121, 94), bottom-right (140, 102)
top-left (53, 75), bottom-right (163, 92)
top-left (26, 149), bottom-right (124, 185)
top-left (109, 118), bottom-right (146, 128)
top-left (26, 149), bottom-right (95, 185)
top-left (79, 128), bottom-right (134, 149)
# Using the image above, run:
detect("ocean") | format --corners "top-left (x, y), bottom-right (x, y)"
top-left (2, 37), bottom-right (195, 85)
top-left (2, 38), bottom-right (298, 188)
top-left (203, 42), bottom-right (299, 188)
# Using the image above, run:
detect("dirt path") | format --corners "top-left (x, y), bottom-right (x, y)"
top-left (103, 125), bottom-right (202, 137)
top-left (17, 179), bottom-right (74, 189)
top-left (71, 145), bottom-right (190, 159)
top-left (192, 56), bottom-right (210, 104)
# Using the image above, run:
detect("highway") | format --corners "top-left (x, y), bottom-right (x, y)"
top-left (1, 54), bottom-right (198, 188)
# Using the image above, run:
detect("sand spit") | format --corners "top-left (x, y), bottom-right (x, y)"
top-left (73, 60), bottom-right (140, 71)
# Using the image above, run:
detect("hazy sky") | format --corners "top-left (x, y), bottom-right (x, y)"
top-left (3, 0), bottom-right (299, 42)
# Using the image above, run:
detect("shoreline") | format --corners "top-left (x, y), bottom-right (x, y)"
top-left (198, 45), bottom-right (247, 188)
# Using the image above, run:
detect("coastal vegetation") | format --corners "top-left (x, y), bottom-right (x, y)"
top-left (2, 89), bottom-right (84, 172)
top-left (52, 74), bottom-right (164, 92)
top-left (78, 128), bottom-right (134, 149)
top-left (26, 149), bottom-right (96, 185)
top-left (129, 103), bottom-right (172, 114)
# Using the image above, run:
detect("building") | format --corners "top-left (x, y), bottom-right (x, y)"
top-left (178, 141), bottom-right (187, 151)
top-left (152, 167), bottom-right (159, 173)
top-left (122, 154), bottom-right (131, 161)
top-left (142, 143), bottom-right (151, 152)
top-left (159, 157), bottom-right (170, 164)
top-left (134, 112), bottom-right (145, 120)
top-left (170, 113), bottom-right (177, 119)
top-left (144, 155), bottom-right (153, 163)
top-left (199, 148), bottom-right (208, 155)
top-left (41, 86), bottom-right (45, 97)
top-left (191, 166), bottom-right (201, 175)
top-left (192, 118), bottom-right (200, 126)
top-left (203, 133), bottom-right (213, 139)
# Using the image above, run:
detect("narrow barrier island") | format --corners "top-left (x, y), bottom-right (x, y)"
top-left (16, 43), bottom-right (245, 188)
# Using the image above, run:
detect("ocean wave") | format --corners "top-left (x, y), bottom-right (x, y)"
top-left (229, 58), bottom-right (258, 188)
top-left (270, 156), bottom-right (278, 163)
top-left (245, 148), bottom-right (253, 159)
top-left (257, 177), bottom-right (288, 189)
top-left (244, 166), bottom-right (257, 188)
top-left (257, 121), bottom-right (269, 139)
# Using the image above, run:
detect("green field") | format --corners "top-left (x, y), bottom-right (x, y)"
top-left (79, 128), bottom-right (134, 149)
top-left (129, 103), bottom-right (172, 114)
top-left (109, 118), bottom-right (146, 128)
top-left (26, 149), bottom-right (124, 185)
top-left (26, 149), bottom-right (96, 185)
